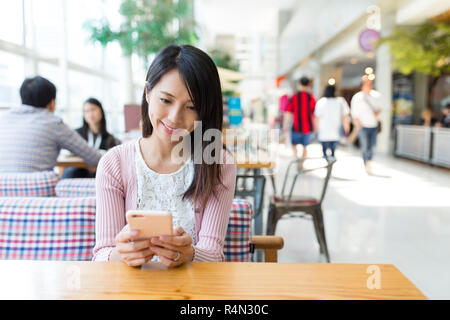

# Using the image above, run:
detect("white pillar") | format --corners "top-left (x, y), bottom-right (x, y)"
top-left (122, 55), bottom-right (134, 104)
top-left (58, 0), bottom-right (70, 120)
top-left (375, 12), bottom-right (396, 154)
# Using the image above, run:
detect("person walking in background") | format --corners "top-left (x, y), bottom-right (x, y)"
top-left (62, 97), bottom-right (120, 178)
top-left (314, 84), bottom-right (350, 160)
top-left (351, 75), bottom-right (381, 175)
top-left (0, 76), bottom-right (102, 173)
top-left (283, 76), bottom-right (316, 160)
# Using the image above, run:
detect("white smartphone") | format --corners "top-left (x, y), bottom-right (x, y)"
top-left (126, 210), bottom-right (173, 240)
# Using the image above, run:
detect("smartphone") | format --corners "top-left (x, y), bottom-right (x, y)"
top-left (126, 210), bottom-right (173, 240)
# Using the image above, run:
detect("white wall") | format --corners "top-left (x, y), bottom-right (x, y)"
top-left (396, 0), bottom-right (450, 24)
top-left (279, 0), bottom-right (378, 74)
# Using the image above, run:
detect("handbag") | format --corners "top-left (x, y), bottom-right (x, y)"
top-left (363, 94), bottom-right (382, 133)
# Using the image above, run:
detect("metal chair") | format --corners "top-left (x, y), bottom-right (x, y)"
top-left (266, 157), bottom-right (335, 262)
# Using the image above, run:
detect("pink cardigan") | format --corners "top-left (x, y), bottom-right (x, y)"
top-left (92, 140), bottom-right (237, 262)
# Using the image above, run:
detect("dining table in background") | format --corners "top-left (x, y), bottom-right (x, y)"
top-left (56, 155), bottom-right (95, 177)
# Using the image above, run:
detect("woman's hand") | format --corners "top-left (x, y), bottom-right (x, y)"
top-left (112, 224), bottom-right (155, 267)
top-left (150, 226), bottom-right (194, 268)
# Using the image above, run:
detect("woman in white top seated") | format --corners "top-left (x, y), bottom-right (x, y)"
top-left (314, 85), bottom-right (350, 160)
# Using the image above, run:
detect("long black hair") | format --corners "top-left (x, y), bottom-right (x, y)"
top-left (323, 85), bottom-right (336, 98)
top-left (141, 44), bottom-right (226, 211)
top-left (81, 97), bottom-right (109, 138)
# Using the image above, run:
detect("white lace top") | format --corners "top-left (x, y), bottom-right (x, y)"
top-left (134, 139), bottom-right (197, 246)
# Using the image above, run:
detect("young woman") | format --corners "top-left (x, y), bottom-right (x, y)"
top-left (314, 84), bottom-right (350, 159)
top-left (93, 44), bottom-right (237, 268)
top-left (62, 98), bottom-right (119, 178)
top-left (79, 98), bottom-right (119, 151)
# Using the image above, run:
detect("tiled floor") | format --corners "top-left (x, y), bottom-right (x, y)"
top-left (256, 142), bottom-right (450, 299)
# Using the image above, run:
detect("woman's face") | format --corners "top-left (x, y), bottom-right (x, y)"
top-left (83, 102), bottom-right (103, 127)
top-left (146, 69), bottom-right (199, 143)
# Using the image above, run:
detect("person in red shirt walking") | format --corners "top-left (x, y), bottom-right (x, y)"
top-left (283, 77), bottom-right (316, 159)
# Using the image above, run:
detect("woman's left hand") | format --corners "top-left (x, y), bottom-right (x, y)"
top-left (150, 226), bottom-right (194, 268)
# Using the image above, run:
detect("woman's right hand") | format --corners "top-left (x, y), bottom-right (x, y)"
top-left (112, 224), bottom-right (155, 267)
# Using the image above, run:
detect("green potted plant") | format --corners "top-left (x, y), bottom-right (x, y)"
top-left (84, 0), bottom-right (197, 62)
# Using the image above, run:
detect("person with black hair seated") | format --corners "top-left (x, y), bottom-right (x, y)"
top-left (0, 76), bottom-right (103, 173)
top-left (62, 98), bottom-right (120, 178)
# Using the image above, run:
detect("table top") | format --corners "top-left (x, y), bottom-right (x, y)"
top-left (236, 161), bottom-right (274, 169)
top-left (56, 155), bottom-right (89, 168)
top-left (0, 261), bottom-right (426, 300)
top-left (56, 154), bottom-right (275, 170)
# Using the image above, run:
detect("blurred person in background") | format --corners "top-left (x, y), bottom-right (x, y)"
top-left (420, 107), bottom-right (437, 126)
top-left (350, 75), bottom-right (381, 175)
top-left (62, 97), bottom-right (120, 178)
top-left (434, 103), bottom-right (450, 128)
top-left (0, 76), bottom-right (102, 173)
top-left (314, 84), bottom-right (350, 160)
top-left (283, 76), bottom-right (316, 161)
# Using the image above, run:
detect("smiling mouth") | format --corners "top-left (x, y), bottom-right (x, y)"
top-left (161, 121), bottom-right (177, 133)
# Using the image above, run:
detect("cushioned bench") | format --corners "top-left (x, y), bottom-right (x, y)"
top-left (0, 171), bottom-right (59, 197)
top-left (55, 178), bottom-right (96, 198)
top-left (0, 197), bottom-right (96, 260)
top-left (0, 196), bottom-right (281, 262)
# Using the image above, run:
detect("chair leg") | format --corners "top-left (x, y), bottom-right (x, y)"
top-left (266, 204), bottom-right (278, 236)
top-left (311, 212), bottom-right (324, 254)
top-left (312, 212), bottom-right (326, 258)
top-left (317, 207), bottom-right (330, 262)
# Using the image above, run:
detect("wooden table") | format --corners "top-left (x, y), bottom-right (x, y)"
top-left (56, 155), bottom-right (95, 177)
top-left (235, 155), bottom-right (276, 259)
top-left (0, 261), bottom-right (426, 300)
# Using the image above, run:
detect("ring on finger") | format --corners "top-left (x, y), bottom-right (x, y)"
top-left (173, 251), bottom-right (181, 262)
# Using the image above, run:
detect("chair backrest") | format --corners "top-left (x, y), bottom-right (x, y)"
top-left (224, 198), bottom-right (254, 262)
top-left (0, 197), bottom-right (96, 260)
top-left (0, 171), bottom-right (59, 197)
top-left (281, 157), bottom-right (335, 204)
top-left (0, 196), bottom-right (254, 262)
top-left (55, 178), bottom-right (96, 198)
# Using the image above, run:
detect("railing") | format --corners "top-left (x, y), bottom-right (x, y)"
top-left (431, 127), bottom-right (450, 168)
top-left (395, 125), bottom-right (450, 168)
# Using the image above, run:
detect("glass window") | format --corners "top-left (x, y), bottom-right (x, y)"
top-left (0, 1), bottom-right (23, 45)
top-left (66, 70), bottom-right (104, 128)
top-left (132, 53), bottom-right (148, 84)
top-left (37, 62), bottom-right (64, 111)
top-left (103, 80), bottom-right (121, 134)
top-left (104, 42), bottom-right (122, 80)
top-left (0, 51), bottom-right (25, 107)
top-left (32, 0), bottom-right (60, 58)
top-left (66, 0), bottom-right (103, 69)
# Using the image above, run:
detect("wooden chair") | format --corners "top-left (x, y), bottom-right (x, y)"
top-left (251, 235), bottom-right (284, 262)
top-left (225, 198), bottom-right (284, 262)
